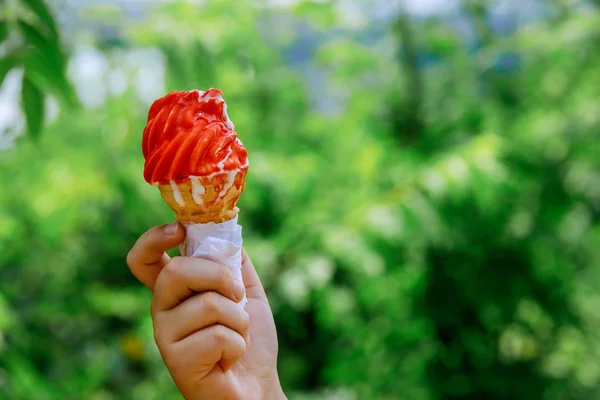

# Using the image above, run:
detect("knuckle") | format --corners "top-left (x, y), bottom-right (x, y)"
top-left (168, 256), bottom-right (184, 269)
top-left (161, 349), bottom-right (180, 371)
top-left (153, 324), bottom-right (167, 348)
top-left (125, 249), bottom-right (135, 269)
top-left (168, 360), bottom-right (186, 377)
top-left (150, 293), bottom-right (165, 316)
top-left (150, 296), bottom-right (159, 315)
top-left (163, 257), bottom-right (183, 280)
top-left (212, 325), bottom-right (228, 344)
top-left (217, 265), bottom-right (233, 291)
top-left (153, 330), bottom-right (162, 347)
top-left (202, 292), bottom-right (220, 313)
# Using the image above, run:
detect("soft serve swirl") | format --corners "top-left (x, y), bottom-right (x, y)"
top-left (142, 89), bottom-right (248, 185)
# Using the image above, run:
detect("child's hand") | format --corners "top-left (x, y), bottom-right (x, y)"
top-left (127, 222), bottom-right (286, 400)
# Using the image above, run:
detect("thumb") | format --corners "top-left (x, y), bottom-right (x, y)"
top-left (241, 248), bottom-right (268, 304)
top-left (126, 222), bottom-right (185, 290)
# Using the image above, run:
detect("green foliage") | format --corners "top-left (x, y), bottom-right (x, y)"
top-left (0, 21), bottom-right (8, 42)
top-left (22, 0), bottom-right (59, 38)
top-left (1, 1), bottom-right (600, 399)
top-left (293, 1), bottom-right (337, 29)
top-left (20, 77), bottom-right (44, 140)
top-left (0, 55), bottom-right (13, 86)
top-left (0, 0), bottom-right (77, 139)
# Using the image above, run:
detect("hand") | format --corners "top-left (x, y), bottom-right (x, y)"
top-left (127, 222), bottom-right (286, 400)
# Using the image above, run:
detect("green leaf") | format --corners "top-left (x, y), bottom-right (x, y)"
top-left (18, 19), bottom-right (65, 71)
top-left (17, 19), bottom-right (62, 65)
top-left (22, 0), bottom-right (58, 39)
top-left (22, 49), bottom-right (77, 107)
top-left (18, 19), bottom-right (77, 107)
top-left (0, 21), bottom-right (8, 43)
top-left (0, 56), bottom-right (14, 86)
top-left (293, 1), bottom-right (337, 29)
top-left (21, 77), bottom-right (45, 140)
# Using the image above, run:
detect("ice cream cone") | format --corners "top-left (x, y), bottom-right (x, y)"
top-left (142, 88), bottom-right (248, 223)
top-left (142, 88), bottom-right (249, 306)
top-left (158, 170), bottom-right (247, 224)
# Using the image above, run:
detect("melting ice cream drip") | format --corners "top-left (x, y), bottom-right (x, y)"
top-left (217, 147), bottom-right (233, 171)
top-left (235, 138), bottom-right (249, 168)
top-left (217, 171), bottom-right (238, 201)
top-left (195, 89), bottom-right (235, 131)
top-left (222, 102), bottom-right (235, 130)
top-left (170, 180), bottom-right (185, 206)
top-left (186, 171), bottom-right (239, 206)
top-left (190, 176), bottom-right (206, 205)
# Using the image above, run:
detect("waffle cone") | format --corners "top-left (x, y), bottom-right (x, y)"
top-left (158, 170), bottom-right (247, 224)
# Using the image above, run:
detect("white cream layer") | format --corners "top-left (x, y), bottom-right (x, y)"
top-left (166, 171), bottom-right (239, 207)
top-left (194, 89), bottom-right (235, 131)
top-left (189, 176), bottom-right (205, 204)
top-left (217, 171), bottom-right (237, 201)
top-left (153, 90), bottom-right (247, 207)
top-left (170, 180), bottom-right (185, 206)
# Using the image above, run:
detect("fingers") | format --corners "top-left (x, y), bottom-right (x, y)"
top-left (165, 325), bottom-right (247, 376)
top-left (152, 258), bottom-right (251, 380)
top-left (157, 291), bottom-right (250, 343)
top-left (241, 248), bottom-right (268, 304)
top-left (126, 222), bottom-right (185, 290)
top-left (153, 257), bottom-right (246, 312)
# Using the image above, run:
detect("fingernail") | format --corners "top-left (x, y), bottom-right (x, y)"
top-left (164, 222), bottom-right (179, 235)
top-left (233, 280), bottom-right (245, 302)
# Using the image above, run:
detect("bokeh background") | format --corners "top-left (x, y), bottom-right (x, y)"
top-left (1, 0), bottom-right (600, 399)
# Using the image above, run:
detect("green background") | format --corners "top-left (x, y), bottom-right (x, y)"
top-left (1, 0), bottom-right (600, 399)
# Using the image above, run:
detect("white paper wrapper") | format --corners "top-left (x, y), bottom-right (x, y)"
top-left (179, 215), bottom-right (246, 307)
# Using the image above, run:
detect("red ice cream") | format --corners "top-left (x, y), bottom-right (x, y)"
top-left (142, 88), bottom-right (248, 185)
top-left (141, 89), bottom-right (249, 223)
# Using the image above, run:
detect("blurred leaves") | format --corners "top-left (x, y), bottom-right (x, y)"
top-left (2, 0), bottom-right (600, 399)
top-left (293, 1), bottom-right (337, 29)
top-left (21, 77), bottom-right (44, 139)
top-left (22, 0), bottom-right (58, 38)
top-left (161, 40), bottom-right (215, 91)
top-left (17, 19), bottom-right (56, 49)
top-left (0, 20), bottom-right (8, 42)
top-left (0, 55), bottom-right (14, 86)
top-left (0, 0), bottom-right (76, 143)
top-left (18, 18), bottom-right (76, 107)
top-left (0, 294), bottom-right (15, 333)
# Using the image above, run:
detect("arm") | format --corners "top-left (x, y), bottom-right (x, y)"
top-left (126, 222), bottom-right (286, 400)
